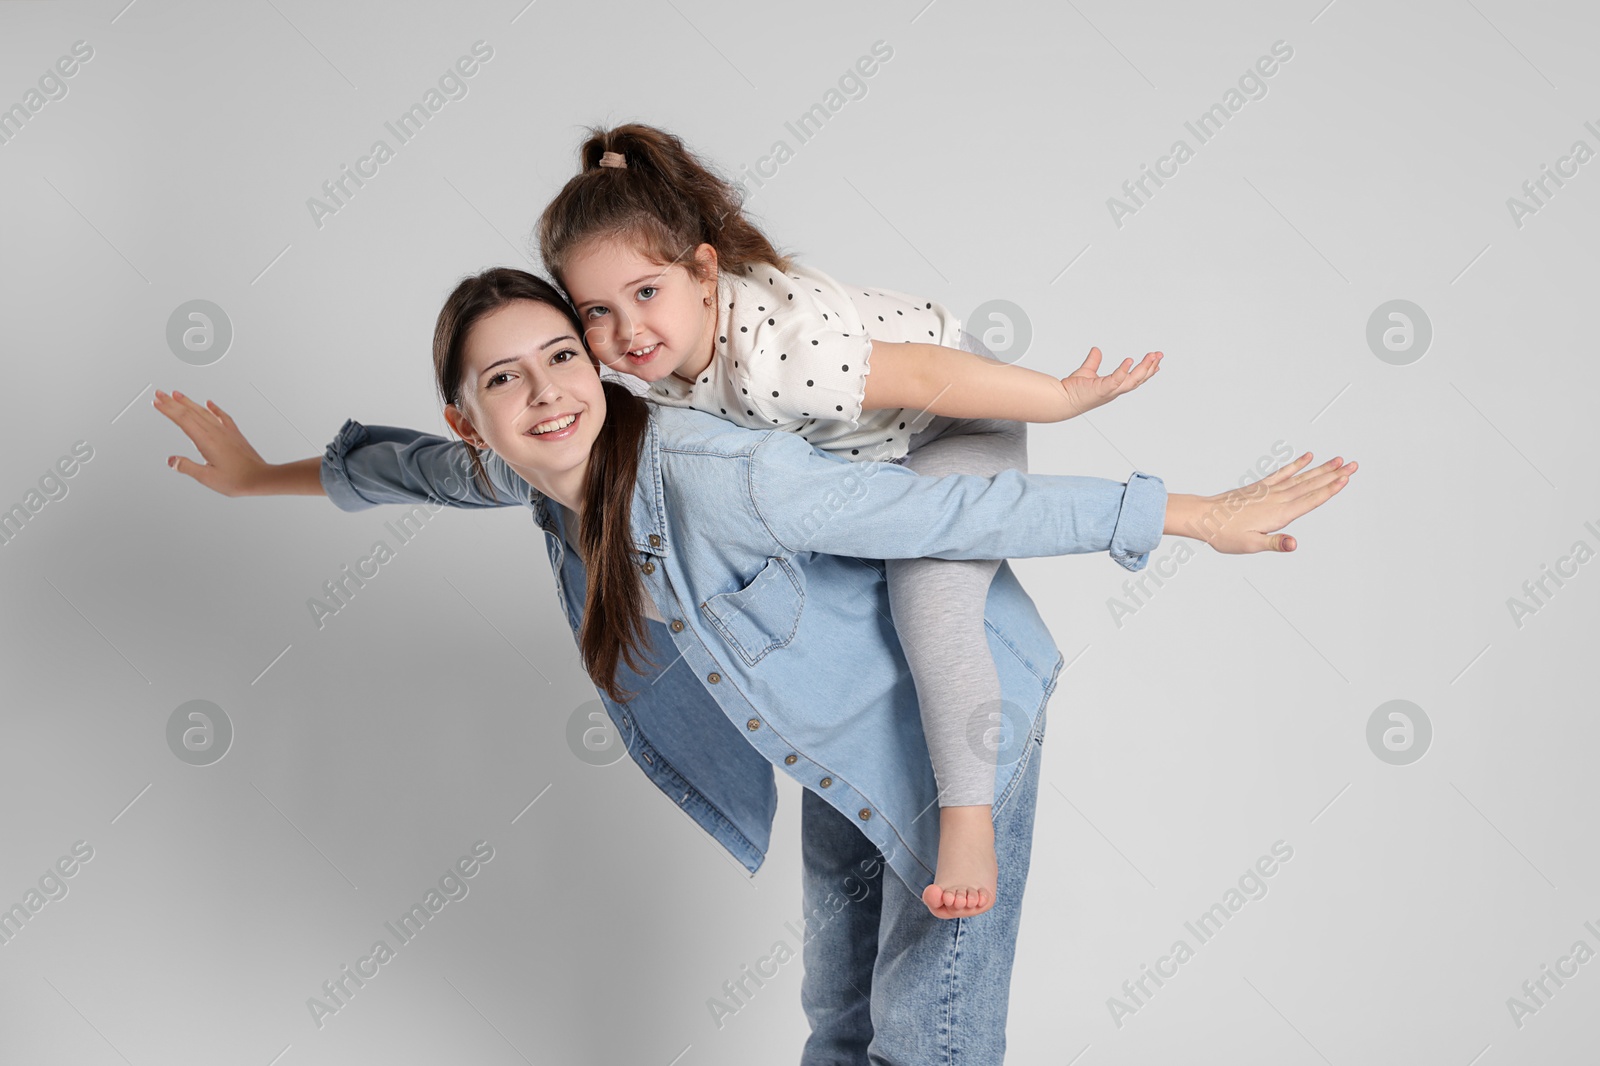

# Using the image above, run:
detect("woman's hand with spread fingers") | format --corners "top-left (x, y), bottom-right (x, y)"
top-left (153, 389), bottom-right (278, 498)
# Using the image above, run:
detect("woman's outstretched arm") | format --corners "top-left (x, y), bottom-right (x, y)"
top-left (745, 423), bottom-right (1356, 566)
top-left (257, 457), bottom-right (326, 496)
top-left (153, 390), bottom-right (524, 509)
top-left (154, 391), bottom-right (325, 496)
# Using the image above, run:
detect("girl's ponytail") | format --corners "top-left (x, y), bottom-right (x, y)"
top-left (539, 123), bottom-right (790, 286)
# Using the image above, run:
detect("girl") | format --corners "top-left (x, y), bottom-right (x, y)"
top-left (536, 123), bottom-right (1165, 918)
top-left (154, 268), bottom-right (1352, 1061)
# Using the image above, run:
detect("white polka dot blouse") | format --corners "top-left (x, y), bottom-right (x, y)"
top-left (646, 260), bottom-right (963, 462)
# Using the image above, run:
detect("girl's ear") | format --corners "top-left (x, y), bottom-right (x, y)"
top-left (693, 242), bottom-right (719, 285)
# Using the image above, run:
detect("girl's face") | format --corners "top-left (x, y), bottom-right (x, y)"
top-left (561, 238), bottom-right (719, 383)
top-left (445, 299), bottom-right (606, 505)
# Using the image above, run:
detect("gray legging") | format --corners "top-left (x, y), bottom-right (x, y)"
top-left (886, 331), bottom-right (1029, 808)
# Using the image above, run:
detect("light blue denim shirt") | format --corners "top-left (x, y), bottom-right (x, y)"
top-left (320, 403), bottom-right (1167, 896)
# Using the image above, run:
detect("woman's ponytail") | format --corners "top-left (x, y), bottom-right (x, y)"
top-left (576, 377), bottom-right (656, 702)
top-left (433, 267), bottom-right (657, 703)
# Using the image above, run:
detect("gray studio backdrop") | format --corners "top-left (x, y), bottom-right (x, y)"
top-left (2, 0), bottom-right (1596, 1063)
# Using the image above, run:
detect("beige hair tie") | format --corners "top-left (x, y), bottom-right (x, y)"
top-left (598, 151), bottom-right (627, 169)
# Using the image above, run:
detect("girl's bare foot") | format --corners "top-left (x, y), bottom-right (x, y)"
top-left (921, 805), bottom-right (998, 919)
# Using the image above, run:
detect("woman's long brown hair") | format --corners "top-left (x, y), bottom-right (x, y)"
top-left (433, 267), bottom-right (656, 702)
top-left (537, 122), bottom-right (791, 289)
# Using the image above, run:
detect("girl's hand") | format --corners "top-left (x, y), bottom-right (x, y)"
top-left (1059, 347), bottom-right (1162, 419)
top-left (153, 390), bottom-right (274, 497)
top-left (1180, 452), bottom-right (1358, 554)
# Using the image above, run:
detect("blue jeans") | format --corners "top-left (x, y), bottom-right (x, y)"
top-left (797, 718), bottom-right (1045, 1064)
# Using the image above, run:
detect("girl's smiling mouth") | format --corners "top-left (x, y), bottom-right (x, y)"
top-left (626, 342), bottom-right (662, 363)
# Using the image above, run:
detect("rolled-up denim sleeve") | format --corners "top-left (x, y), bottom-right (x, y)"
top-left (747, 427), bottom-right (1166, 570)
top-left (1106, 470), bottom-right (1166, 570)
top-left (320, 418), bottom-right (526, 512)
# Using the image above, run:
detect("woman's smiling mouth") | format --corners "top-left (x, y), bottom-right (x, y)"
top-left (527, 412), bottom-right (581, 440)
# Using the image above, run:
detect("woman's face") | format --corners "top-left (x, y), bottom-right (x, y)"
top-left (562, 239), bottom-right (719, 383)
top-left (446, 299), bottom-right (607, 503)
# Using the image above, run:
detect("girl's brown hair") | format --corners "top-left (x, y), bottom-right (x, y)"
top-left (537, 123), bottom-right (791, 290)
top-left (433, 267), bottom-right (656, 702)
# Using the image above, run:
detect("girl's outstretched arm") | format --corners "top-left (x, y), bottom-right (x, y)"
top-left (860, 341), bottom-right (1161, 423)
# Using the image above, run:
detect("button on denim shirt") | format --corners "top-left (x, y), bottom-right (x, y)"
top-left (320, 403), bottom-right (1167, 896)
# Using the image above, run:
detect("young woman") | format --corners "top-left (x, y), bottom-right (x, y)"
top-left (153, 268), bottom-right (1354, 1063)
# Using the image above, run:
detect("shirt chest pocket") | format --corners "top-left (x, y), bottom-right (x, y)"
top-left (700, 556), bottom-right (806, 667)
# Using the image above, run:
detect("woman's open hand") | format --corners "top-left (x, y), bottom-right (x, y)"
top-left (1172, 452), bottom-right (1358, 554)
top-left (153, 389), bottom-right (274, 497)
